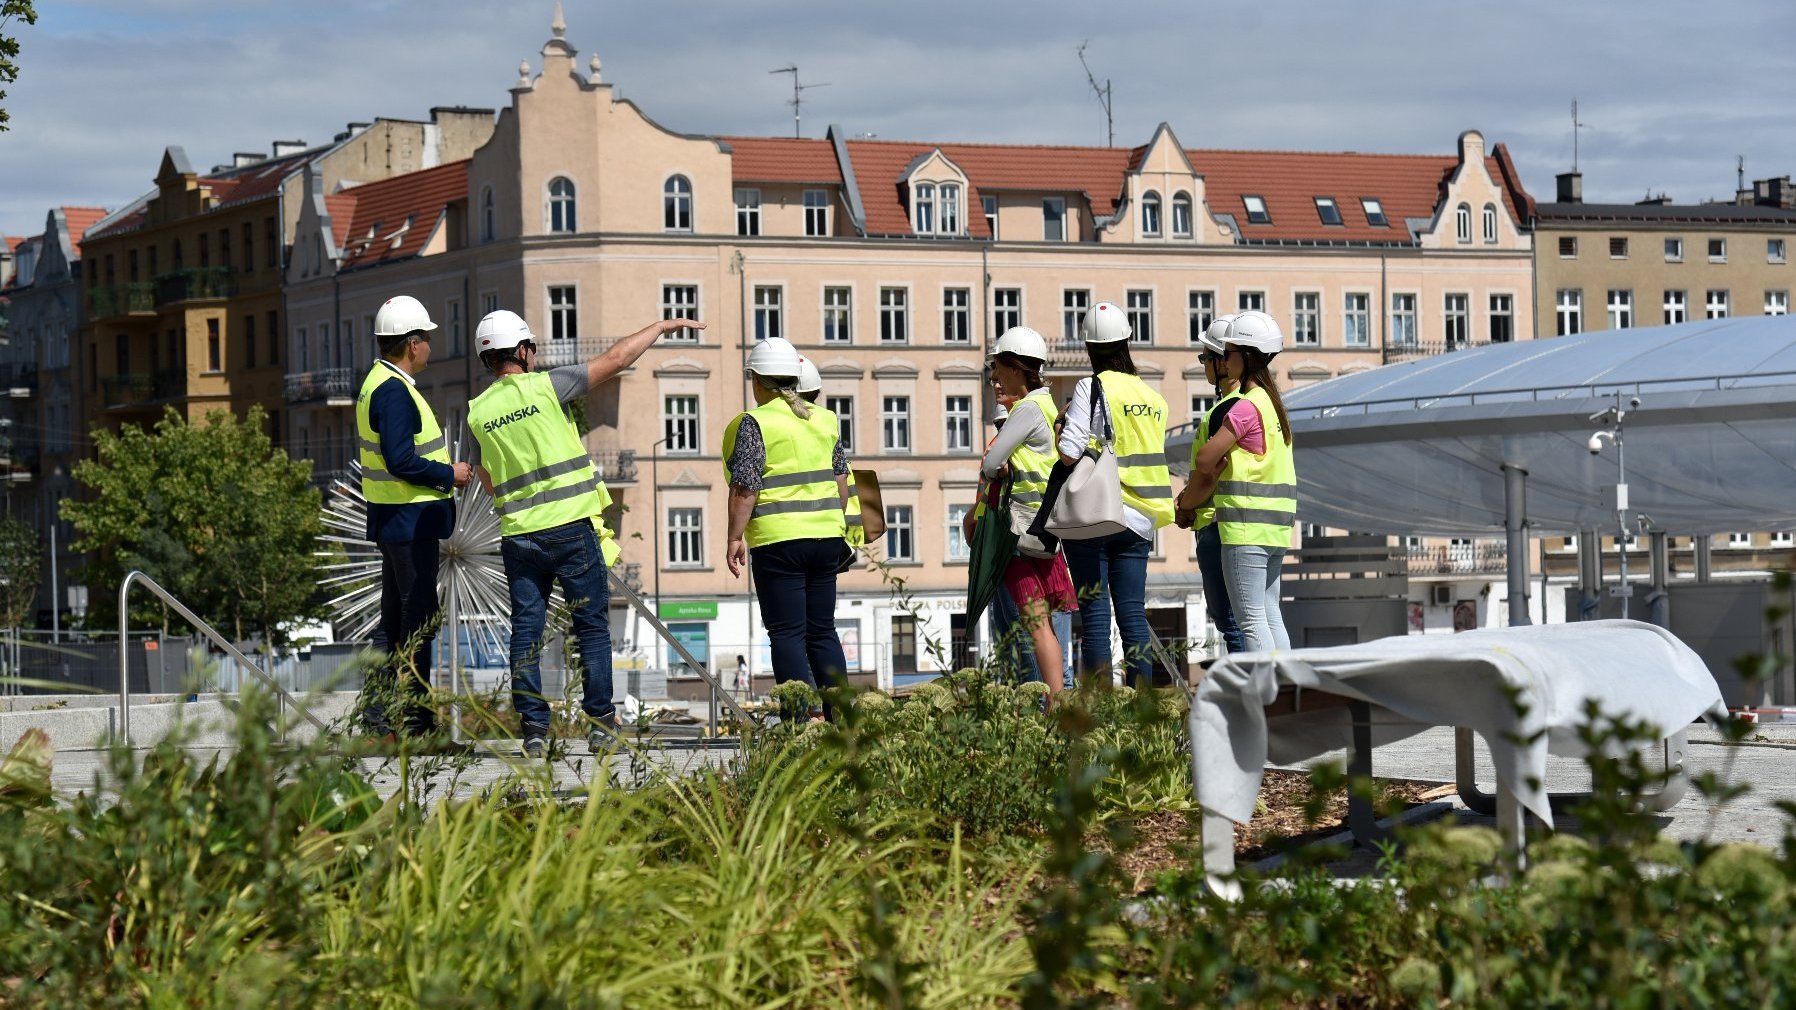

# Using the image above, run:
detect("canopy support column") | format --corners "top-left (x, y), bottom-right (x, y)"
top-left (1647, 531), bottom-right (1672, 629)
top-left (1502, 464), bottom-right (1530, 627)
top-left (1577, 529), bottom-right (1601, 620)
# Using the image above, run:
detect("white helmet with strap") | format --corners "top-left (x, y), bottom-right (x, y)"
top-left (475, 309), bottom-right (534, 352)
top-left (1079, 300), bottom-right (1131, 344)
top-left (992, 325), bottom-right (1049, 362)
top-left (1200, 313), bottom-right (1238, 355)
top-left (746, 337), bottom-right (803, 378)
top-left (796, 355), bottom-right (823, 394)
top-left (1226, 310), bottom-right (1285, 355)
top-left (373, 294), bottom-right (437, 337)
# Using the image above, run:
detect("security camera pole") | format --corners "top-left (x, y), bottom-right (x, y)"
top-left (1588, 392), bottom-right (1638, 619)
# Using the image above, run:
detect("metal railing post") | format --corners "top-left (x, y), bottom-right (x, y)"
top-left (606, 570), bottom-right (754, 728)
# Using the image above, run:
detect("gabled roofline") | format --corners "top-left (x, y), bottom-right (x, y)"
top-left (828, 125), bottom-right (868, 236)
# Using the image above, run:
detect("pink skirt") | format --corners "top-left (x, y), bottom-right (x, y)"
top-left (1001, 552), bottom-right (1080, 613)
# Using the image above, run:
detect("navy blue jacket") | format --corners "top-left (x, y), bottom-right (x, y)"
top-left (365, 370), bottom-right (456, 543)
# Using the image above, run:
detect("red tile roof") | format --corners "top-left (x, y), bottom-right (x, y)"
top-left (337, 160), bottom-right (470, 271)
top-left (62, 207), bottom-right (110, 255)
top-left (3, 236), bottom-right (22, 253)
top-left (203, 150), bottom-right (314, 209)
top-left (845, 139), bottom-right (1136, 237)
top-left (83, 206), bottom-right (147, 243)
top-left (721, 137), bottom-right (841, 184)
top-left (324, 193), bottom-right (357, 250)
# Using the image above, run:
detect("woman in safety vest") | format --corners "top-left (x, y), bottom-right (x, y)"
top-left (975, 326), bottom-right (1078, 695)
top-left (1056, 301), bottom-right (1175, 688)
top-left (1173, 314), bottom-right (1247, 654)
top-left (795, 355), bottom-right (868, 550)
top-left (724, 338), bottom-right (851, 712)
top-left (1181, 310), bottom-right (1295, 651)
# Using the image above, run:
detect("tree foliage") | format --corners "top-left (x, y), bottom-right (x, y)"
top-left (0, 512), bottom-right (39, 629)
top-left (63, 406), bottom-right (326, 647)
top-left (0, 1), bottom-right (37, 132)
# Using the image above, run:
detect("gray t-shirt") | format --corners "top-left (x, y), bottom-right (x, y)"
top-left (548, 363), bottom-right (589, 403)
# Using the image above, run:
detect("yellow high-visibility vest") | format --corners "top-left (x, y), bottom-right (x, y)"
top-left (356, 361), bottom-right (452, 506)
top-left (1214, 385), bottom-right (1296, 548)
top-left (722, 400), bottom-right (845, 548)
top-left (1094, 370), bottom-right (1174, 529)
top-left (1188, 389), bottom-right (1243, 530)
top-left (468, 371), bottom-right (608, 537)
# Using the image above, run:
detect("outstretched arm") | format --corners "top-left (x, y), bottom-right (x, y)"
top-left (586, 319), bottom-right (706, 387)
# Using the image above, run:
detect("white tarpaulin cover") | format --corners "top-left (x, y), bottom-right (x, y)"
top-left (1189, 620), bottom-right (1725, 826)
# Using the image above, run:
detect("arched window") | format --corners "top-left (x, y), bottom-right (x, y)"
top-left (913, 183), bottom-right (935, 234)
top-left (1454, 202), bottom-right (1471, 243)
top-left (1482, 203), bottom-right (1498, 244)
top-left (1172, 192), bottom-right (1193, 238)
top-left (548, 177), bottom-right (577, 234)
top-left (939, 183), bottom-right (961, 235)
top-left (1141, 190), bottom-right (1162, 237)
top-left (663, 175), bottom-right (692, 232)
top-left (480, 186), bottom-right (495, 243)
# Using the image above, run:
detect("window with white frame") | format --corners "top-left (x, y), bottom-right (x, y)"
top-left (1767, 290), bottom-right (1789, 316)
top-left (1042, 197), bottom-right (1066, 241)
top-left (1237, 290), bottom-right (1264, 312)
top-left (663, 395), bottom-right (700, 454)
top-left (913, 183), bottom-right (935, 234)
top-left (1190, 394), bottom-right (1216, 427)
top-left (879, 287), bottom-right (909, 343)
top-left (993, 287), bottom-right (1021, 335)
top-left (982, 195), bottom-right (998, 238)
top-left (1361, 197), bottom-right (1388, 227)
top-left (1172, 192), bottom-right (1193, 237)
top-left (825, 395), bottom-right (854, 452)
top-left (822, 286), bottom-right (852, 343)
top-left (944, 395), bottom-right (972, 452)
top-left (1555, 289), bottom-right (1583, 336)
top-left (443, 303), bottom-right (460, 357)
top-left (1454, 203), bottom-right (1472, 243)
top-left (1771, 530), bottom-right (1793, 546)
top-left (1770, 238), bottom-right (1787, 264)
top-left (882, 396), bottom-right (910, 452)
top-left (1443, 293), bottom-right (1469, 347)
top-left (1607, 289), bottom-right (1633, 329)
top-left (1063, 289), bottom-right (1091, 343)
top-left (1488, 293), bottom-right (1514, 342)
top-left (1558, 236), bottom-right (1577, 258)
top-left (1126, 290), bottom-right (1154, 344)
top-left (1390, 293), bottom-right (1417, 346)
top-left (1483, 203), bottom-right (1499, 243)
top-left (1708, 237), bottom-right (1727, 262)
top-left (548, 176), bottom-right (576, 234)
top-left (753, 285), bottom-right (782, 341)
top-left (1664, 237), bottom-right (1684, 262)
top-left (1242, 195), bottom-right (1270, 225)
top-left (480, 186), bottom-right (495, 242)
top-left (666, 508), bottom-right (704, 567)
top-left (1343, 292), bottom-right (1370, 346)
top-left (549, 285), bottom-right (578, 344)
top-left (804, 189), bottom-right (830, 237)
top-left (1314, 197), bottom-right (1343, 226)
top-left (660, 284), bottom-right (699, 342)
top-left (946, 504), bottom-right (972, 562)
top-left (938, 183), bottom-right (961, 235)
top-left (1140, 190), bottom-right (1162, 236)
top-left (1707, 289), bottom-right (1730, 319)
top-left (663, 175), bottom-right (693, 232)
top-left (734, 189), bottom-right (761, 237)
top-left (1291, 292), bottom-right (1321, 346)
top-left (1187, 290), bottom-right (1215, 343)
top-left (942, 288), bottom-right (971, 343)
top-left (481, 291), bottom-right (499, 316)
top-left (1663, 290), bottom-right (1687, 324)
top-left (1727, 532), bottom-right (1751, 547)
top-left (885, 505), bottom-right (914, 561)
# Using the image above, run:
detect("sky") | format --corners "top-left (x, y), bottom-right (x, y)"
top-left (3, 0), bottom-right (1795, 237)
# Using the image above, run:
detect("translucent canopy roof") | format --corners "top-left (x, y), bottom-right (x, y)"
top-left (1170, 317), bottom-right (1796, 536)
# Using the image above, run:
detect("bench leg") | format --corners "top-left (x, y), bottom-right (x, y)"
top-left (1200, 809), bottom-right (1243, 902)
top-left (1495, 776), bottom-right (1528, 868)
top-left (1347, 700), bottom-right (1394, 848)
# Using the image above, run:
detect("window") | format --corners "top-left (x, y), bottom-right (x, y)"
top-left (1242, 195), bottom-right (1270, 225)
top-left (992, 287), bottom-right (1021, 335)
top-left (944, 395), bottom-right (972, 451)
top-left (938, 183), bottom-right (960, 235)
top-left (661, 175), bottom-right (693, 232)
top-left (206, 318), bottom-right (221, 372)
top-left (879, 287), bottom-right (909, 343)
top-left (481, 291), bottom-right (499, 316)
top-left (1556, 289), bottom-right (1583, 335)
top-left (267, 310), bottom-right (279, 364)
top-left (1727, 532), bottom-right (1751, 548)
top-left (1390, 293), bottom-right (1417, 346)
top-left (1706, 290), bottom-right (1730, 319)
top-left (244, 314), bottom-right (257, 369)
top-left (661, 285), bottom-right (699, 342)
top-left (1772, 530), bottom-right (1794, 546)
top-left (753, 286), bottom-right (783, 341)
top-left (664, 395), bottom-right (700, 454)
top-left (667, 508), bottom-right (704, 567)
top-left (822, 286), bottom-right (852, 343)
top-left (882, 396), bottom-right (910, 452)
top-left (913, 183), bottom-right (935, 234)
top-left (480, 186), bottom-right (495, 242)
top-left (1314, 197), bottom-right (1342, 226)
top-left (1042, 197), bottom-right (1066, 241)
top-left (1126, 290), bottom-right (1154, 344)
top-left (1454, 203), bottom-right (1472, 243)
top-left (1343, 293), bottom-right (1370, 346)
top-left (804, 189), bottom-right (830, 236)
top-left (1140, 190), bottom-right (1162, 236)
top-left (1770, 238), bottom-right (1787, 264)
top-left (1708, 237), bottom-right (1727, 263)
top-left (982, 195), bottom-right (998, 238)
top-left (1607, 289), bottom-right (1633, 329)
top-left (1190, 394), bottom-right (1217, 426)
top-left (825, 396), bottom-right (854, 451)
top-left (885, 506), bottom-right (914, 562)
top-left (549, 285), bottom-right (578, 344)
top-left (1187, 291), bottom-right (1216, 343)
top-left (947, 504), bottom-right (972, 562)
top-left (942, 288), bottom-right (970, 343)
top-left (1767, 290), bottom-right (1789, 316)
top-left (1172, 192), bottom-right (1193, 237)
top-left (219, 228), bottom-right (230, 268)
top-left (1292, 292), bottom-right (1321, 346)
top-left (1559, 236), bottom-right (1577, 258)
top-left (1361, 197), bottom-right (1387, 227)
top-left (1663, 290), bottom-right (1687, 325)
top-left (1483, 203), bottom-right (1499, 243)
top-left (548, 176), bottom-right (577, 234)
top-left (1063, 289), bottom-right (1091, 343)
top-left (1488, 294), bottom-right (1513, 343)
top-left (265, 217), bottom-right (278, 269)
top-left (444, 301), bottom-right (460, 357)
top-left (734, 189), bottom-right (761, 237)
top-left (1664, 237), bottom-right (1684, 262)
top-left (1610, 236), bottom-right (1629, 259)
top-left (1443, 293), bottom-right (1469, 347)
top-left (1237, 290), bottom-right (1264, 312)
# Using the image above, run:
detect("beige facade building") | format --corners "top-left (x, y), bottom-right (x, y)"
top-left (285, 11), bottom-right (1540, 684)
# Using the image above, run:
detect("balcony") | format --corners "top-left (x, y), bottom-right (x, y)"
top-left (593, 448), bottom-right (638, 484)
top-left (284, 367), bottom-right (355, 407)
top-left (1406, 541), bottom-right (1507, 576)
top-left (87, 282), bottom-right (157, 320)
top-left (1382, 340), bottom-right (1491, 366)
top-left (102, 367), bottom-right (186, 409)
top-left (532, 337), bottom-right (615, 369)
top-left (3, 364), bottom-right (36, 398)
top-left (1047, 340), bottom-right (1091, 373)
top-left (153, 266), bottom-right (235, 307)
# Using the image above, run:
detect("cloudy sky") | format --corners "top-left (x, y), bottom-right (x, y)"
top-left (3, 0), bottom-right (1793, 237)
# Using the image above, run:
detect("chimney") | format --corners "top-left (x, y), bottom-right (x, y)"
top-left (270, 139), bottom-right (308, 158)
top-left (232, 152), bottom-right (265, 168)
top-left (1753, 176), bottom-right (1793, 209)
top-left (1556, 171), bottom-right (1582, 204)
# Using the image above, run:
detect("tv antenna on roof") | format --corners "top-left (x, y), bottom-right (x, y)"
top-left (1571, 99), bottom-right (1587, 172)
top-left (1077, 41), bottom-right (1114, 148)
top-left (770, 65), bottom-right (830, 139)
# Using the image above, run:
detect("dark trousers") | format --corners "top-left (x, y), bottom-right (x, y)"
top-left (368, 538), bottom-right (442, 735)
top-left (750, 538), bottom-right (848, 700)
top-left (1195, 524), bottom-right (1246, 653)
top-left (501, 520), bottom-right (614, 737)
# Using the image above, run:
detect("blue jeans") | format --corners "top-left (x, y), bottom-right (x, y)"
top-left (1222, 543), bottom-right (1291, 652)
top-left (1063, 530), bottom-right (1154, 687)
top-left (991, 589), bottom-right (1076, 687)
top-left (502, 520), bottom-right (613, 737)
top-left (751, 538), bottom-right (848, 695)
top-left (1195, 524), bottom-right (1246, 653)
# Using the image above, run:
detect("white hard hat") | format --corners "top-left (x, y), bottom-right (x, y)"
top-left (796, 355), bottom-right (823, 393)
top-left (1079, 300), bottom-right (1131, 344)
top-left (993, 402), bottom-right (1010, 423)
top-left (992, 325), bottom-right (1049, 362)
top-left (1226, 310), bottom-right (1285, 355)
top-left (373, 295), bottom-right (437, 337)
top-left (1200, 313), bottom-right (1238, 355)
top-left (746, 337), bottom-right (802, 378)
top-left (475, 309), bottom-right (534, 352)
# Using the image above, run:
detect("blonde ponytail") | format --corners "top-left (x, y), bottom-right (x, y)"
top-left (758, 376), bottom-right (811, 419)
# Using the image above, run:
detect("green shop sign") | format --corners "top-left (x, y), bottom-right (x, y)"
top-left (657, 600), bottom-right (718, 620)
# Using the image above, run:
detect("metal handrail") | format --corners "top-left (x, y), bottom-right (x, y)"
top-left (117, 570), bottom-right (328, 745)
top-left (605, 570), bottom-right (756, 733)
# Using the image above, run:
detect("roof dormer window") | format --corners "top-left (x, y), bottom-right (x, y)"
top-left (1242, 195), bottom-right (1270, 225)
top-left (1314, 197), bottom-right (1343, 226)
top-left (1140, 190), bottom-right (1162, 237)
top-left (1360, 198), bottom-right (1387, 227)
top-left (913, 182), bottom-right (936, 234)
top-left (938, 183), bottom-right (961, 235)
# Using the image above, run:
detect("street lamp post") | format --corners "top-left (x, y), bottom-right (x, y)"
top-left (1588, 392), bottom-right (1639, 619)
top-left (649, 436), bottom-right (669, 620)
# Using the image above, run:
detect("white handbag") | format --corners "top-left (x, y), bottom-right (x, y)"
top-left (1043, 378), bottom-right (1129, 540)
